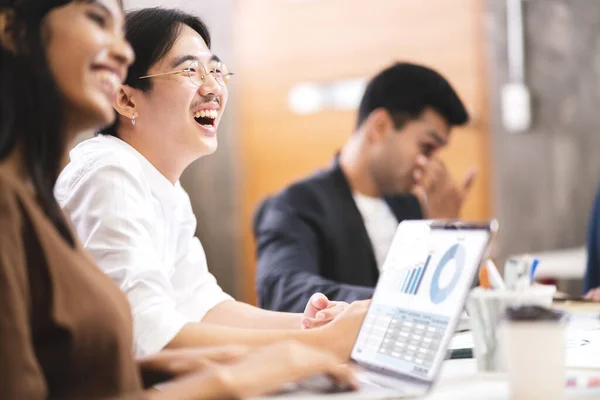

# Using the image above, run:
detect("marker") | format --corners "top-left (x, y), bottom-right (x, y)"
top-left (529, 258), bottom-right (539, 283)
top-left (485, 259), bottom-right (507, 290)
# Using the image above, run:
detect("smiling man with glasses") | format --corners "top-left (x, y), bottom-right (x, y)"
top-left (55, 7), bottom-right (368, 359)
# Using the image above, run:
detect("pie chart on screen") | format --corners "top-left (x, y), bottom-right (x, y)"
top-left (429, 243), bottom-right (466, 304)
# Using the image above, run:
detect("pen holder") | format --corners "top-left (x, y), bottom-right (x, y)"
top-left (500, 305), bottom-right (566, 400)
top-left (466, 285), bottom-right (556, 372)
top-left (504, 255), bottom-right (538, 290)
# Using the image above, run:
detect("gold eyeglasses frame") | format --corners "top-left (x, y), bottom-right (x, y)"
top-left (138, 60), bottom-right (234, 87)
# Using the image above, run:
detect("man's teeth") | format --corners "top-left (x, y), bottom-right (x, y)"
top-left (193, 110), bottom-right (218, 119)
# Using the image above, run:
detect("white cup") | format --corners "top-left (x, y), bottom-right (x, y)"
top-left (500, 306), bottom-right (566, 400)
top-left (466, 285), bottom-right (556, 372)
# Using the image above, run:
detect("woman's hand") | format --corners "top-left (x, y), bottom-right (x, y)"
top-left (212, 340), bottom-right (357, 398)
top-left (138, 345), bottom-right (252, 387)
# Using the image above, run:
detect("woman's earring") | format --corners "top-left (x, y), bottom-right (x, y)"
top-left (131, 114), bottom-right (136, 126)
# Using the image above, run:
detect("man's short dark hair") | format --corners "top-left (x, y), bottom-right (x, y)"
top-left (100, 7), bottom-right (211, 137)
top-left (356, 62), bottom-right (468, 130)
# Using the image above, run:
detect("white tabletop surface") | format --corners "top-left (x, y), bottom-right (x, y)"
top-left (424, 358), bottom-right (600, 399)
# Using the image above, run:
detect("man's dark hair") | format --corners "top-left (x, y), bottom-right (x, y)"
top-left (100, 7), bottom-right (211, 137)
top-left (356, 62), bottom-right (468, 130)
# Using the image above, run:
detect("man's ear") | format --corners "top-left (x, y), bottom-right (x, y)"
top-left (0, 10), bottom-right (17, 53)
top-left (365, 108), bottom-right (395, 144)
top-left (114, 85), bottom-right (137, 120)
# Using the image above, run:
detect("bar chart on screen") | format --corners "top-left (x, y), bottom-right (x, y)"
top-left (398, 255), bottom-right (432, 296)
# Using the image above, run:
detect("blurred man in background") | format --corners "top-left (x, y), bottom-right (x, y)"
top-left (254, 62), bottom-right (475, 312)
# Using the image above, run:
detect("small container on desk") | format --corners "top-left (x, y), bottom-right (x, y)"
top-left (500, 305), bottom-right (566, 400)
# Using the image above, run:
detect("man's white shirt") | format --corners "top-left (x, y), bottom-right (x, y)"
top-left (55, 135), bottom-right (232, 356)
top-left (353, 192), bottom-right (398, 270)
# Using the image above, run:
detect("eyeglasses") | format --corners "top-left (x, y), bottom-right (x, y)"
top-left (138, 60), bottom-right (234, 87)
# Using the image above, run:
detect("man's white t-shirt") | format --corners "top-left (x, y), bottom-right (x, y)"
top-left (353, 193), bottom-right (398, 269)
top-left (55, 135), bottom-right (232, 356)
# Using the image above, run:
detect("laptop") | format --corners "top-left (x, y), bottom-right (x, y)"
top-left (261, 219), bottom-right (498, 399)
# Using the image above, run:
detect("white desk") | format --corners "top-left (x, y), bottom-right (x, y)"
top-left (267, 305), bottom-right (600, 399)
top-left (426, 359), bottom-right (505, 399)
top-left (425, 359), bottom-right (600, 399)
top-left (424, 308), bottom-right (600, 399)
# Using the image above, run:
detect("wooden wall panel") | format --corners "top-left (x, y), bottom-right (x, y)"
top-left (234, 0), bottom-right (491, 303)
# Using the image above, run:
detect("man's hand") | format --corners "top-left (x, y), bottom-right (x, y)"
top-left (584, 287), bottom-right (600, 301)
top-left (301, 293), bottom-right (349, 329)
top-left (317, 300), bottom-right (370, 359)
top-left (413, 158), bottom-right (476, 219)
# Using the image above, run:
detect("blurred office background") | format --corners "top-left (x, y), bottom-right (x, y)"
top-left (121, 0), bottom-right (600, 302)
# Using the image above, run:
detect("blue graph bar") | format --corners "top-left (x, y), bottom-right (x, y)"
top-left (409, 267), bottom-right (422, 294)
top-left (405, 269), bottom-right (415, 294)
top-left (414, 255), bottom-right (432, 294)
top-left (400, 271), bottom-right (410, 292)
top-left (404, 269), bottom-right (416, 293)
top-left (400, 271), bottom-right (410, 293)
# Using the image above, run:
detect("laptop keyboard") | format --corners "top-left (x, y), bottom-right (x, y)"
top-left (355, 375), bottom-right (386, 389)
top-left (277, 373), bottom-right (403, 395)
top-left (297, 373), bottom-right (392, 392)
top-left (295, 375), bottom-right (355, 394)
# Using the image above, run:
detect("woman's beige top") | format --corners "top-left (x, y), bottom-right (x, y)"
top-left (0, 165), bottom-right (143, 398)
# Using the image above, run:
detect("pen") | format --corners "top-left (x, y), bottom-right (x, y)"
top-left (529, 258), bottom-right (539, 283)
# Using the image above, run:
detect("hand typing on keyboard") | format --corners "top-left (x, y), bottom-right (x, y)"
top-left (209, 341), bottom-right (357, 398)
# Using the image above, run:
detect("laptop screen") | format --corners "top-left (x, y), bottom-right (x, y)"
top-left (351, 220), bottom-right (493, 381)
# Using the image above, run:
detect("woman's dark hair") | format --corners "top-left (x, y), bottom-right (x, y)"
top-left (357, 62), bottom-right (469, 130)
top-left (0, 0), bottom-right (81, 245)
top-left (100, 7), bottom-right (211, 137)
